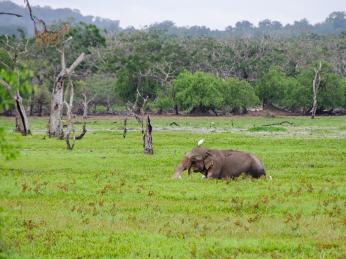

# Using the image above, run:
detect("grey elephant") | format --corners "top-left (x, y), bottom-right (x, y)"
top-left (173, 147), bottom-right (265, 179)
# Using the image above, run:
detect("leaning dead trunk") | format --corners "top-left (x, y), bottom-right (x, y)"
top-left (14, 90), bottom-right (30, 135)
top-left (143, 115), bottom-right (153, 155)
top-left (48, 50), bottom-right (85, 137)
top-left (311, 62), bottom-right (322, 119)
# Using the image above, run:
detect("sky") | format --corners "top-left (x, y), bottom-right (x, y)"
top-left (9, 0), bottom-right (346, 29)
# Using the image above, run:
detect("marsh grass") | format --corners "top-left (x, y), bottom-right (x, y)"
top-left (0, 116), bottom-right (345, 258)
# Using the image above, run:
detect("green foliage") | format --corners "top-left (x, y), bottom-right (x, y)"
top-left (0, 78), bottom-right (18, 160)
top-left (76, 74), bottom-right (118, 111)
top-left (114, 71), bottom-right (134, 101)
top-left (0, 86), bottom-right (12, 111)
top-left (0, 69), bottom-right (33, 99)
top-left (2, 15), bottom-right (346, 116)
top-left (282, 68), bottom-right (315, 112)
top-left (0, 68), bottom-right (33, 160)
top-left (174, 71), bottom-right (223, 112)
top-left (257, 63), bottom-right (346, 112)
top-left (67, 22), bottom-right (106, 54)
top-left (0, 48), bottom-right (13, 70)
top-left (112, 30), bottom-right (183, 102)
top-left (256, 66), bottom-right (286, 105)
top-left (152, 94), bottom-right (174, 112)
top-left (314, 62), bottom-right (346, 109)
top-left (222, 78), bottom-right (259, 112)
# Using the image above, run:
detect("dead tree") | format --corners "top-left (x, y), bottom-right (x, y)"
top-left (63, 80), bottom-right (87, 150)
top-left (14, 89), bottom-right (30, 135)
top-left (24, 0), bottom-right (69, 47)
top-left (123, 89), bottom-right (153, 155)
top-left (0, 35), bottom-right (32, 135)
top-left (143, 115), bottom-right (153, 154)
top-left (123, 89), bottom-right (148, 138)
top-left (0, 12), bottom-right (22, 17)
top-left (48, 39), bottom-right (85, 137)
top-left (311, 61), bottom-right (322, 119)
top-left (0, 79), bottom-right (31, 135)
top-left (63, 81), bottom-right (75, 149)
top-left (81, 93), bottom-right (94, 120)
top-left (139, 62), bottom-right (178, 114)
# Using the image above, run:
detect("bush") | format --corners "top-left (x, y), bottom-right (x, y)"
top-left (256, 66), bottom-right (286, 106)
top-left (222, 78), bottom-right (260, 113)
top-left (174, 71), bottom-right (223, 113)
top-left (152, 94), bottom-right (175, 113)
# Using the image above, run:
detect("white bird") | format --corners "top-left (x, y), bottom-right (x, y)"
top-left (197, 139), bottom-right (205, 146)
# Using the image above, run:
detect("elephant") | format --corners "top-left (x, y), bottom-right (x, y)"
top-left (173, 147), bottom-right (265, 179)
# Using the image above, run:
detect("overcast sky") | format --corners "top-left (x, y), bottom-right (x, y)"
top-left (9, 0), bottom-right (346, 29)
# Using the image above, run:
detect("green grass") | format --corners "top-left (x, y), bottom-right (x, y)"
top-left (0, 116), bottom-right (346, 258)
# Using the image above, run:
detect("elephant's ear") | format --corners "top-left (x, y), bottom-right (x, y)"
top-left (204, 152), bottom-right (214, 170)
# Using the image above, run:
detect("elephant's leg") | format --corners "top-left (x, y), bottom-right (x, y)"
top-left (172, 156), bottom-right (190, 179)
top-left (206, 165), bottom-right (222, 179)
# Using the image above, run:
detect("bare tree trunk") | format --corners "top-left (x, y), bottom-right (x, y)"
top-left (143, 115), bottom-right (153, 155)
top-left (106, 96), bottom-right (111, 113)
top-left (64, 81), bottom-right (75, 150)
top-left (82, 93), bottom-right (94, 120)
top-left (311, 61), bottom-right (322, 119)
top-left (38, 103), bottom-right (43, 116)
top-left (83, 102), bottom-right (88, 119)
top-left (48, 50), bottom-right (85, 137)
top-left (123, 117), bottom-right (128, 138)
top-left (36, 74), bottom-right (44, 116)
top-left (27, 95), bottom-right (34, 116)
top-left (14, 90), bottom-right (30, 135)
top-left (48, 76), bottom-right (64, 137)
top-left (174, 104), bottom-right (179, 115)
top-left (63, 81), bottom-right (88, 149)
top-left (75, 123), bottom-right (87, 140)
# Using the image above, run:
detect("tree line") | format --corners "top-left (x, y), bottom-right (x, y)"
top-left (1, 22), bottom-right (346, 119)
top-left (1, 1), bottom-right (346, 38)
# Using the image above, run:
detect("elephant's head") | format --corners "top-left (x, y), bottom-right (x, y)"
top-left (173, 147), bottom-right (213, 179)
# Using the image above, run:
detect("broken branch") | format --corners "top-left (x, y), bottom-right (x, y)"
top-left (0, 12), bottom-right (22, 17)
top-left (262, 121), bottom-right (293, 127)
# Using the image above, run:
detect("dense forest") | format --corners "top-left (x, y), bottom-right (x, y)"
top-left (1, 1), bottom-right (346, 118)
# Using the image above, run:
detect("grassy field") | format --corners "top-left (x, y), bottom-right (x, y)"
top-left (0, 115), bottom-right (345, 258)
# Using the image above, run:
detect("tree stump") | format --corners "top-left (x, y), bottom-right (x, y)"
top-left (143, 115), bottom-right (153, 155)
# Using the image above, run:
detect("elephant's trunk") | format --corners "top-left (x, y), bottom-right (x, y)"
top-left (172, 154), bottom-right (191, 179)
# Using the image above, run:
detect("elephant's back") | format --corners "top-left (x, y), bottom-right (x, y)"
top-left (222, 150), bottom-right (265, 178)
